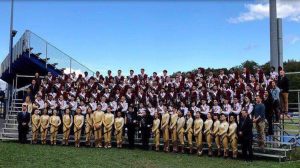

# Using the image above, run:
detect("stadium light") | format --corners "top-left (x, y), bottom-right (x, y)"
top-left (11, 30), bottom-right (17, 38)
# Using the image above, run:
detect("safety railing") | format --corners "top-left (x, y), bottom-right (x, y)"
top-left (28, 30), bottom-right (95, 76)
top-left (0, 30), bottom-right (95, 77)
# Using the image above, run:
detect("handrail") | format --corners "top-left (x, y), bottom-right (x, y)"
top-left (286, 72), bottom-right (300, 75)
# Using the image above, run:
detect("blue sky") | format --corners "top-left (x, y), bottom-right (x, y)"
top-left (0, 0), bottom-right (299, 76)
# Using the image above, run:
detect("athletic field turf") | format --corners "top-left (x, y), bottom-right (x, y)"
top-left (0, 142), bottom-right (299, 168)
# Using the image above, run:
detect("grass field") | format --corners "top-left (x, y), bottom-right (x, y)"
top-left (0, 142), bottom-right (299, 168)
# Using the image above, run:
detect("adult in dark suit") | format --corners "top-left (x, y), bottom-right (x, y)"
top-left (125, 105), bottom-right (138, 149)
top-left (17, 104), bottom-right (31, 144)
top-left (139, 110), bottom-right (153, 150)
top-left (238, 110), bottom-right (253, 162)
top-left (29, 79), bottom-right (38, 100)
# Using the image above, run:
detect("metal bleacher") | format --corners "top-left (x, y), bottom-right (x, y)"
top-left (0, 31), bottom-right (299, 162)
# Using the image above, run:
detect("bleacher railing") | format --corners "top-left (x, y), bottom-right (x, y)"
top-left (1, 30), bottom-right (95, 77)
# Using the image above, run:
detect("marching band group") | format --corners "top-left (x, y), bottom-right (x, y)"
top-left (18, 66), bottom-right (289, 161)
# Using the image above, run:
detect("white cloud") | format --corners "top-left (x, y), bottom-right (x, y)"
top-left (64, 68), bottom-right (84, 76)
top-left (228, 0), bottom-right (300, 23)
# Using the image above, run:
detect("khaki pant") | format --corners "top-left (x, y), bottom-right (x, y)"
top-left (40, 127), bottom-right (47, 143)
top-left (32, 126), bottom-right (39, 142)
top-left (256, 121), bottom-right (265, 148)
top-left (195, 132), bottom-right (203, 147)
top-left (221, 135), bottom-right (228, 150)
top-left (206, 133), bottom-right (212, 148)
top-left (162, 126), bottom-right (169, 143)
top-left (187, 131), bottom-right (193, 146)
top-left (154, 130), bottom-right (160, 147)
top-left (171, 127), bottom-right (177, 143)
top-left (178, 130), bottom-right (184, 146)
top-left (50, 126), bottom-right (58, 143)
top-left (74, 127), bottom-right (82, 142)
top-left (104, 127), bottom-right (112, 144)
top-left (280, 92), bottom-right (289, 113)
top-left (115, 129), bottom-right (123, 144)
top-left (94, 127), bottom-right (102, 147)
top-left (215, 135), bottom-right (221, 149)
top-left (63, 126), bottom-right (70, 142)
top-left (85, 125), bottom-right (92, 142)
top-left (230, 136), bottom-right (238, 152)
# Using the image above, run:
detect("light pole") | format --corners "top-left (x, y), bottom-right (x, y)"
top-left (270, 0), bottom-right (279, 71)
top-left (9, 0), bottom-right (17, 74)
top-left (8, 0), bottom-right (16, 108)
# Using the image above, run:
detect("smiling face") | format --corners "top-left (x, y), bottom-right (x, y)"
top-left (229, 115), bottom-right (235, 122)
top-left (220, 114), bottom-right (226, 121)
top-left (195, 112), bottom-right (200, 119)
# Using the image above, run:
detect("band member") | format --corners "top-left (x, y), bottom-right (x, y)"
top-left (232, 97), bottom-right (242, 118)
top-left (176, 110), bottom-right (185, 154)
top-left (169, 108), bottom-right (178, 152)
top-left (35, 95), bottom-right (45, 110)
top-left (40, 109), bottom-right (50, 145)
top-left (31, 109), bottom-right (41, 144)
top-left (228, 115), bottom-right (238, 159)
top-left (222, 98), bottom-right (232, 116)
top-left (204, 113), bottom-right (213, 156)
top-left (69, 96), bottom-right (78, 116)
top-left (114, 111), bottom-right (125, 148)
top-left (212, 113), bottom-right (221, 156)
top-left (161, 109), bottom-right (170, 152)
top-left (49, 110), bottom-right (61, 145)
top-left (194, 111), bottom-right (204, 156)
top-left (152, 112), bottom-right (160, 151)
top-left (85, 107), bottom-right (94, 147)
top-left (185, 111), bottom-right (193, 154)
top-left (103, 106), bottom-right (114, 148)
top-left (62, 108), bottom-right (73, 146)
top-left (218, 113), bottom-right (229, 158)
top-left (93, 104), bottom-right (104, 148)
top-left (211, 99), bottom-right (221, 114)
top-left (74, 107), bottom-right (84, 147)
top-left (58, 95), bottom-right (67, 116)
top-left (200, 99), bottom-right (210, 119)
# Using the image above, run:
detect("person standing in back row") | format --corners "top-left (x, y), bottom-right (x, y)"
top-left (253, 95), bottom-right (266, 149)
top-left (278, 70), bottom-right (289, 116)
